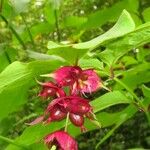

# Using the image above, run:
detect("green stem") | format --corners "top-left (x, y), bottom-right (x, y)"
top-left (114, 77), bottom-right (139, 102)
top-left (138, 0), bottom-right (145, 23)
top-left (114, 77), bottom-right (150, 125)
top-left (95, 124), bottom-right (120, 149)
top-left (21, 14), bottom-right (35, 47)
top-left (3, 45), bottom-right (11, 64)
top-left (54, 9), bottom-right (60, 42)
top-left (0, 135), bottom-right (27, 149)
top-left (95, 115), bottom-right (125, 149)
top-left (14, 113), bottom-right (38, 126)
top-left (0, 0), bottom-right (4, 12)
top-left (64, 112), bottom-right (70, 132)
top-left (0, 14), bottom-right (27, 50)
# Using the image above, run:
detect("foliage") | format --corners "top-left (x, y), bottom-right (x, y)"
top-left (0, 0), bottom-right (150, 149)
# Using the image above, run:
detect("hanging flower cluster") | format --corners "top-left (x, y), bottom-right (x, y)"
top-left (29, 66), bottom-right (101, 150)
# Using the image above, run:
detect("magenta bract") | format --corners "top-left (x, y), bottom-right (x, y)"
top-left (54, 66), bottom-right (82, 86)
top-left (44, 131), bottom-right (78, 150)
top-left (31, 65), bottom-right (101, 146)
top-left (52, 66), bottom-right (101, 94)
top-left (46, 96), bottom-right (92, 115)
top-left (45, 105), bottom-right (67, 123)
top-left (69, 113), bottom-right (84, 127)
top-left (79, 69), bottom-right (101, 93)
top-left (38, 82), bottom-right (66, 99)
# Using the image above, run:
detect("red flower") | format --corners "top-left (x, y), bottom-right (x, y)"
top-left (38, 81), bottom-right (66, 99)
top-left (44, 96), bottom-right (93, 131)
top-left (45, 66), bottom-right (101, 94)
top-left (46, 96), bottom-right (92, 116)
top-left (45, 105), bottom-right (67, 124)
top-left (44, 131), bottom-right (78, 150)
top-left (78, 69), bottom-right (101, 94)
top-left (50, 66), bottom-right (82, 87)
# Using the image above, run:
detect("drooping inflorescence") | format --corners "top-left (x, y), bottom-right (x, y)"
top-left (29, 65), bottom-right (101, 150)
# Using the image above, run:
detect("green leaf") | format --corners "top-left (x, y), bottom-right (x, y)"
top-left (79, 58), bottom-right (104, 70)
top-left (0, 60), bottom-right (63, 120)
top-left (26, 50), bottom-right (65, 61)
top-left (47, 10), bottom-right (135, 64)
top-left (142, 7), bottom-right (150, 22)
top-left (142, 85), bottom-right (150, 98)
top-left (44, 4), bottom-right (55, 25)
top-left (1, 0), bottom-right (16, 18)
top-left (84, 0), bottom-right (138, 29)
top-left (100, 22), bottom-right (150, 65)
top-left (114, 63), bottom-right (150, 90)
top-left (62, 16), bottom-right (87, 28)
top-left (5, 91), bottom-right (133, 150)
top-left (9, 0), bottom-right (30, 13)
top-left (73, 9), bottom-right (135, 50)
top-left (18, 22), bottom-right (54, 43)
top-left (47, 41), bottom-right (87, 64)
top-left (91, 91), bottom-right (131, 112)
top-left (50, 0), bottom-right (62, 10)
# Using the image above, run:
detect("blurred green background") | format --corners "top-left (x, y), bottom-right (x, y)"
top-left (0, 0), bottom-right (150, 149)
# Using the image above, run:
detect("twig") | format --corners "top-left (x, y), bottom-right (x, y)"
top-left (0, 14), bottom-right (27, 50)
top-left (21, 14), bottom-right (35, 48)
top-left (54, 9), bottom-right (61, 42)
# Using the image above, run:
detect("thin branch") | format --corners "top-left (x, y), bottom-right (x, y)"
top-left (138, 0), bottom-right (145, 23)
top-left (21, 14), bottom-right (35, 47)
top-left (0, 0), bottom-right (4, 12)
top-left (0, 14), bottom-right (27, 50)
top-left (114, 77), bottom-right (150, 125)
top-left (54, 9), bottom-right (61, 42)
top-left (4, 51), bottom-right (11, 64)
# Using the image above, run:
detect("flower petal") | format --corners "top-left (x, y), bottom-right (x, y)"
top-left (54, 66), bottom-right (82, 86)
top-left (44, 131), bottom-right (78, 150)
top-left (26, 116), bottom-right (44, 125)
top-left (80, 69), bottom-right (101, 93)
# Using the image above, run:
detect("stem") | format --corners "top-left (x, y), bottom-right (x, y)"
top-left (114, 77), bottom-right (139, 102)
top-left (110, 66), bottom-right (114, 79)
top-left (54, 9), bottom-right (60, 42)
top-left (21, 14), bottom-right (35, 47)
top-left (4, 51), bottom-right (11, 64)
top-left (114, 77), bottom-right (150, 125)
top-left (64, 112), bottom-right (70, 132)
top-left (14, 113), bottom-right (38, 126)
top-left (0, 0), bottom-right (4, 12)
top-left (95, 116), bottom-right (124, 150)
top-left (0, 135), bottom-right (27, 149)
top-left (138, 0), bottom-right (145, 23)
top-left (0, 14), bottom-right (27, 50)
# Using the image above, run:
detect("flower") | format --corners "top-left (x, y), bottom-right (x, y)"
top-left (78, 69), bottom-right (101, 94)
top-left (46, 96), bottom-right (92, 116)
top-left (49, 66), bottom-right (82, 87)
top-left (44, 131), bottom-right (78, 150)
top-left (38, 81), bottom-right (66, 99)
top-left (42, 66), bottom-right (101, 95)
top-left (45, 105), bottom-right (67, 124)
top-left (28, 96), bottom-right (94, 131)
top-left (44, 96), bottom-right (93, 131)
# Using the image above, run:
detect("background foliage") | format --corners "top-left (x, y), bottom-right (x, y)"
top-left (0, 0), bottom-right (150, 149)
